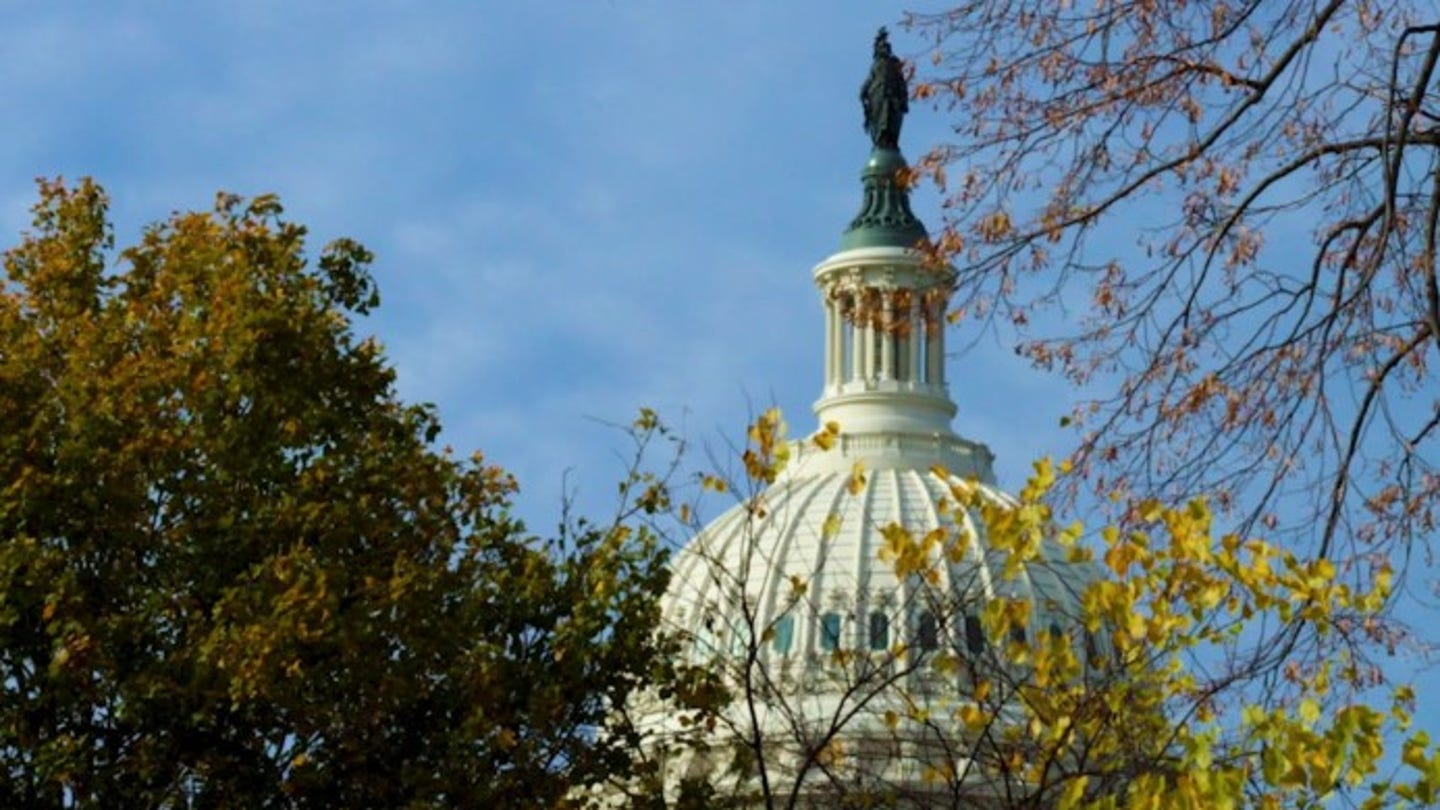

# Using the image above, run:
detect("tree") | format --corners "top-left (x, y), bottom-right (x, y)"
top-left (634, 411), bottom-right (1440, 808)
top-left (0, 179), bottom-right (678, 808)
top-left (902, 3), bottom-right (1440, 584)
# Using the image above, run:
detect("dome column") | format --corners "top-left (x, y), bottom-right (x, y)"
top-left (824, 294), bottom-right (842, 392)
top-left (925, 295), bottom-right (944, 388)
top-left (907, 295), bottom-right (923, 388)
top-left (879, 291), bottom-right (894, 381)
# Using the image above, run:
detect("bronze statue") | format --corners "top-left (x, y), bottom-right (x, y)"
top-left (861, 27), bottom-right (908, 150)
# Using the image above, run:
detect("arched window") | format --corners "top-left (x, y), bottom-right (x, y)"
top-left (916, 611), bottom-right (939, 652)
top-left (820, 612), bottom-right (843, 651)
top-left (963, 614), bottom-right (985, 656)
top-left (772, 615), bottom-right (795, 656)
top-left (869, 611), bottom-right (890, 651)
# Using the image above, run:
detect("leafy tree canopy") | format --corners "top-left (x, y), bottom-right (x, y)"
top-left (0, 179), bottom-right (674, 808)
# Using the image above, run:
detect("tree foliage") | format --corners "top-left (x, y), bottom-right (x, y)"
top-left (638, 411), bottom-right (1440, 808)
top-left (0, 179), bottom-right (674, 808)
top-left (904, 2), bottom-right (1440, 575)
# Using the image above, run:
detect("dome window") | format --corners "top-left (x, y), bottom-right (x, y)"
top-left (916, 611), bottom-right (940, 652)
top-left (773, 615), bottom-right (795, 656)
top-left (868, 611), bottom-right (890, 651)
top-left (1084, 630), bottom-right (1100, 664)
top-left (963, 614), bottom-right (985, 656)
top-left (820, 612), bottom-right (843, 651)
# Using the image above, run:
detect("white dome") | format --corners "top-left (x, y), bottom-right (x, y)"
top-left (662, 429), bottom-right (1102, 701)
top-left (668, 434), bottom-right (1001, 663)
top-left (647, 424), bottom-right (1106, 802)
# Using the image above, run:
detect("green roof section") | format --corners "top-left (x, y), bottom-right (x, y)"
top-left (841, 147), bottom-right (928, 250)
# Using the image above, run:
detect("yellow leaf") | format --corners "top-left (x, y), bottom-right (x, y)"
top-left (812, 421), bottom-right (841, 450)
top-left (633, 407), bottom-right (658, 431)
top-left (847, 460), bottom-right (867, 496)
top-left (959, 703), bottom-right (987, 729)
top-left (788, 575), bottom-right (808, 597)
top-left (1402, 731), bottom-right (1430, 770)
top-left (1058, 775), bottom-right (1088, 808)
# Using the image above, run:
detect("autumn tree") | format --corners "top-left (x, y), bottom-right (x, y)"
top-left (0, 179), bottom-right (680, 808)
top-left (902, 3), bottom-right (1440, 588)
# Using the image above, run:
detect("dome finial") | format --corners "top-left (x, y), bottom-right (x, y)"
top-left (861, 27), bottom-right (907, 150)
top-left (845, 29), bottom-right (927, 249)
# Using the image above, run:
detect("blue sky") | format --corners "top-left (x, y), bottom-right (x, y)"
top-left (1, 1), bottom-right (1070, 527)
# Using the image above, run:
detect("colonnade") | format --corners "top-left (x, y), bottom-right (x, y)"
top-left (822, 284), bottom-right (946, 393)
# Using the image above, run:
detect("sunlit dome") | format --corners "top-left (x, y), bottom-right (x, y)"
top-left (665, 436), bottom-right (1101, 680)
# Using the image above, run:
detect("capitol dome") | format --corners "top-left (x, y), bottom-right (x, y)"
top-left (639, 28), bottom-right (1107, 808)
top-left (665, 428), bottom-right (1103, 687)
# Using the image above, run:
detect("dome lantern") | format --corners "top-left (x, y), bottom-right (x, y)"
top-left (813, 26), bottom-right (963, 448)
